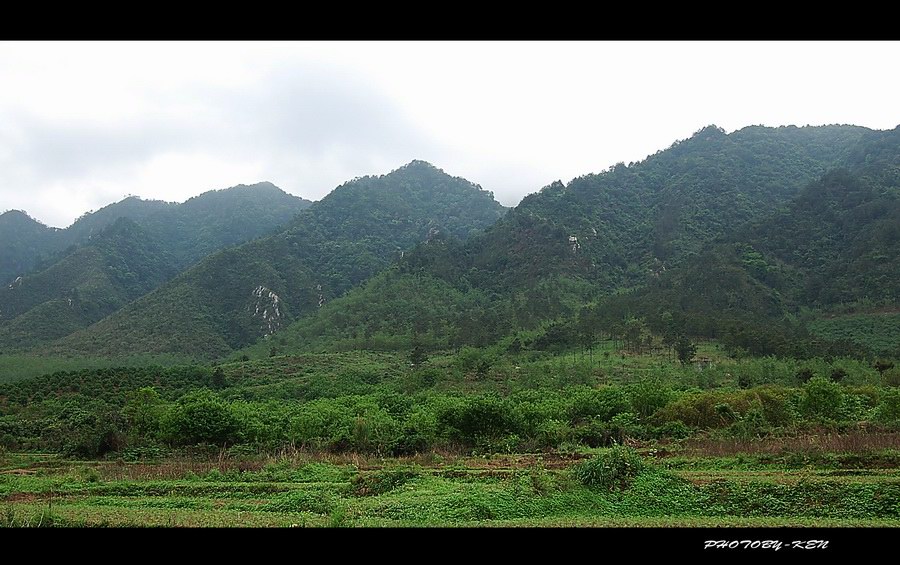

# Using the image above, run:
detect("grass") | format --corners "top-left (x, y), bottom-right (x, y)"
top-left (808, 312), bottom-right (900, 356)
top-left (0, 353), bottom-right (196, 384)
top-left (2, 448), bottom-right (899, 527)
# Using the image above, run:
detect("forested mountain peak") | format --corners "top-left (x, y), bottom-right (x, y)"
top-left (302, 158), bottom-right (506, 241)
top-left (1, 209), bottom-right (51, 227)
top-left (262, 124), bottom-right (892, 358)
top-left (49, 162), bottom-right (508, 358)
top-left (181, 181), bottom-right (309, 205)
top-left (0, 181), bottom-right (314, 351)
top-left (449, 124), bottom-right (875, 296)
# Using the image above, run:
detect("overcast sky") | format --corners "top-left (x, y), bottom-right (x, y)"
top-left (1, 41), bottom-right (898, 228)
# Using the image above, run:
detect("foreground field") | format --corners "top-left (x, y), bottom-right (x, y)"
top-left (3, 447), bottom-right (898, 527)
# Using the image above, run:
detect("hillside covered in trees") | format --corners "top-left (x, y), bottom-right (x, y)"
top-left (46, 161), bottom-right (507, 358)
top-left (0, 183), bottom-right (311, 351)
top-left (244, 125), bottom-right (898, 360)
top-left (2, 125), bottom-right (896, 364)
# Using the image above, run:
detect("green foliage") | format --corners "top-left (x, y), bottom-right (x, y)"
top-left (409, 340), bottom-right (428, 368)
top-left (352, 467), bottom-right (420, 496)
top-left (628, 380), bottom-right (673, 420)
top-left (566, 386), bottom-right (631, 424)
top-left (160, 389), bottom-right (238, 446)
top-left (573, 446), bottom-right (645, 491)
top-left (675, 336), bottom-right (696, 365)
top-left (875, 388), bottom-right (900, 423)
top-left (883, 367), bottom-right (900, 388)
top-left (800, 377), bottom-right (845, 421)
top-left (5, 346), bottom-right (899, 458)
top-left (122, 387), bottom-right (164, 445)
top-left (0, 186), bottom-right (310, 352)
top-left (263, 489), bottom-right (339, 515)
top-left (51, 162), bottom-right (506, 359)
top-left (809, 313), bottom-right (900, 357)
top-left (454, 347), bottom-right (499, 378)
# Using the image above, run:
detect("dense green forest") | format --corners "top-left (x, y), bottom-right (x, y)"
top-left (0, 219), bottom-right (177, 350)
top-left (1, 348), bottom-right (898, 458)
top-left (0, 183), bottom-right (311, 351)
top-left (228, 125), bottom-right (898, 362)
top-left (1, 124), bottom-right (899, 529)
top-left (46, 161), bottom-right (506, 358)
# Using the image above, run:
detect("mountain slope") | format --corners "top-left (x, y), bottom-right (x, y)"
top-left (0, 210), bottom-right (59, 286)
top-left (49, 161), bottom-right (506, 358)
top-left (0, 183), bottom-right (311, 350)
top-left (0, 219), bottom-right (177, 350)
top-left (257, 124), bottom-right (887, 355)
top-left (454, 124), bottom-right (870, 294)
top-left (593, 125), bottom-right (900, 355)
top-left (130, 182), bottom-right (313, 269)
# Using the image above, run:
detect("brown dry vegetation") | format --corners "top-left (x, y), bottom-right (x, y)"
top-left (680, 431), bottom-right (900, 457)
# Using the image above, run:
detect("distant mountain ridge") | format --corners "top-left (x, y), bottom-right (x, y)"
top-left (48, 161), bottom-right (507, 358)
top-left (7, 124), bottom-right (897, 362)
top-left (246, 124), bottom-right (897, 358)
top-left (0, 182), bottom-right (312, 350)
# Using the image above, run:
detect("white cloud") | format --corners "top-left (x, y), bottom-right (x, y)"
top-left (0, 41), bottom-right (898, 227)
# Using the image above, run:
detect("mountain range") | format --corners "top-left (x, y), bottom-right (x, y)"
top-left (1, 124), bottom-right (897, 361)
top-left (0, 183), bottom-right (311, 351)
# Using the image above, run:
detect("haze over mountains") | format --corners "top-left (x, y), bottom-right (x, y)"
top-left (1, 124), bottom-right (898, 362)
top-left (45, 162), bottom-right (506, 358)
top-left (0, 183), bottom-right (311, 350)
top-left (250, 124), bottom-right (899, 358)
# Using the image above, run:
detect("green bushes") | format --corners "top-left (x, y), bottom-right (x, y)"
top-left (566, 386), bottom-right (630, 424)
top-left (352, 467), bottom-right (420, 496)
top-left (3, 354), bottom-right (900, 458)
top-left (287, 397), bottom-right (402, 454)
top-left (573, 446), bottom-right (645, 491)
top-left (884, 367), bottom-right (900, 387)
top-left (801, 377), bottom-right (844, 421)
top-left (160, 390), bottom-right (238, 446)
top-left (875, 388), bottom-right (900, 423)
top-left (628, 380), bottom-right (673, 420)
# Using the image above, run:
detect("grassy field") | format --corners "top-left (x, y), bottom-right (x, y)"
top-left (3, 446), bottom-right (898, 527)
top-left (0, 353), bottom-right (197, 384)
top-left (808, 312), bottom-right (900, 356)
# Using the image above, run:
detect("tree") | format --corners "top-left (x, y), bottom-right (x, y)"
top-left (161, 389), bottom-right (237, 446)
top-left (623, 317), bottom-right (647, 354)
top-left (409, 334), bottom-right (428, 368)
top-left (122, 387), bottom-right (164, 445)
top-left (674, 335), bottom-right (696, 365)
top-left (577, 306), bottom-right (597, 362)
top-left (210, 367), bottom-right (226, 389)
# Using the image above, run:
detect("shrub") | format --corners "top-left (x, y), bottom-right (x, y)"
top-left (728, 402), bottom-right (770, 439)
top-left (628, 380), bottom-right (673, 420)
top-left (800, 377), bottom-right (844, 421)
top-left (652, 420), bottom-right (693, 440)
top-left (352, 467), bottom-right (420, 496)
top-left (875, 388), bottom-right (900, 424)
top-left (575, 412), bottom-right (643, 447)
top-left (573, 445), bottom-right (645, 491)
top-left (883, 367), bottom-right (900, 387)
top-left (536, 418), bottom-right (572, 449)
top-left (447, 394), bottom-right (512, 443)
top-left (396, 408), bottom-right (440, 454)
top-left (160, 389), bottom-right (238, 446)
top-left (796, 367), bottom-right (816, 384)
top-left (566, 386), bottom-right (630, 424)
